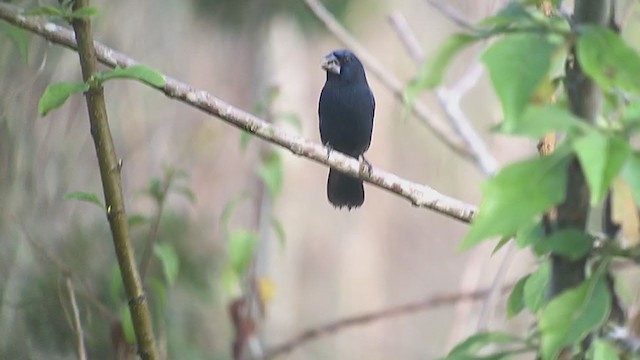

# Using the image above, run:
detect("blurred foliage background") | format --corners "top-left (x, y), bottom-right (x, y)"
top-left (1, 0), bottom-right (640, 359)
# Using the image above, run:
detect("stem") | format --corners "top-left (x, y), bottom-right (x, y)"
top-left (70, 1), bottom-right (157, 358)
top-left (550, 0), bottom-right (611, 297)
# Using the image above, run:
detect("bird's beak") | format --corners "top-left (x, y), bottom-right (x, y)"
top-left (321, 53), bottom-right (340, 75)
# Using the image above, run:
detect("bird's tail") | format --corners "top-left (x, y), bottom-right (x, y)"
top-left (327, 169), bottom-right (364, 209)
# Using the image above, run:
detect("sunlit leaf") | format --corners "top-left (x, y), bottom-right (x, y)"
top-left (577, 26), bottom-right (640, 94)
top-left (539, 275), bottom-right (611, 360)
top-left (591, 338), bottom-right (620, 360)
top-left (573, 131), bottom-right (631, 205)
top-left (462, 150), bottom-right (571, 248)
top-left (482, 34), bottom-right (559, 122)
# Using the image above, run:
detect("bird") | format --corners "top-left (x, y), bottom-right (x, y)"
top-left (318, 49), bottom-right (375, 209)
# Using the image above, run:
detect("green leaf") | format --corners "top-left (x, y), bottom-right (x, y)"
top-left (63, 191), bottom-right (104, 209)
top-left (491, 236), bottom-right (511, 255)
top-left (534, 229), bottom-right (593, 261)
top-left (462, 150), bottom-right (571, 248)
top-left (271, 217), bottom-right (286, 250)
top-left (127, 214), bottom-right (148, 227)
top-left (411, 33), bottom-right (478, 90)
top-left (524, 261), bottom-right (550, 313)
top-left (577, 26), bottom-right (640, 94)
top-left (220, 193), bottom-right (249, 233)
top-left (149, 278), bottom-right (167, 315)
top-left (68, 7), bottom-right (98, 19)
top-left (539, 275), bottom-right (611, 360)
top-left (0, 23), bottom-right (30, 63)
top-left (147, 177), bottom-right (164, 202)
top-left (38, 82), bottom-right (89, 116)
top-left (482, 34), bottom-right (558, 122)
top-left (447, 331), bottom-right (522, 357)
top-left (514, 221), bottom-right (545, 250)
top-left (257, 152), bottom-right (283, 197)
top-left (496, 105), bottom-right (588, 138)
top-left (25, 5), bottom-right (65, 17)
top-left (228, 229), bottom-right (258, 275)
top-left (573, 132), bottom-right (631, 205)
top-left (591, 339), bottom-right (620, 360)
top-left (220, 266), bottom-right (241, 295)
top-left (154, 242), bottom-right (179, 285)
top-left (109, 265), bottom-right (124, 305)
top-left (100, 65), bottom-right (166, 87)
top-left (173, 185), bottom-right (196, 204)
top-left (120, 305), bottom-right (135, 344)
top-left (507, 275), bottom-right (529, 318)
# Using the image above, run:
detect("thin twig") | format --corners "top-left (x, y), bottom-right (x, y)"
top-left (65, 276), bottom-right (88, 360)
top-left (301, 0), bottom-right (474, 162)
top-left (261, 283), bottom-right (515, 360)
top-left (387, 12), bottom-right (497, 175)
top-left (139, 169), bottom-right (174, 284)
top-left (0, 3), bottom-right (477, 223)
top-left (425, 0), bottom-right (478, 31)
top-left (14, 218), bottom-right (118, 322)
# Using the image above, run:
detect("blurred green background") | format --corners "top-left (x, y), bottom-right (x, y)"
top-left (2, 0), bottom-right (640, 359)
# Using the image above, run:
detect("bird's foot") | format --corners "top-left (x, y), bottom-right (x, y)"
top-left (359, 155), bottom-right (372, 176)
top-left (325, 144), bottom-right (333, 160)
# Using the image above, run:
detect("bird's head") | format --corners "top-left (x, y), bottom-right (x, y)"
top-left (321, 49), bottom-right (367, 83)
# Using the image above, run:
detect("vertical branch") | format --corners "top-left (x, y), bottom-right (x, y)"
top-left (550, 0), bottom-right (611, 297)
top-left (70, 1), bottom-right (157, 359)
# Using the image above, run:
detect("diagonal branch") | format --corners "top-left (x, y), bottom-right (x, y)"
top-left (0, 3), bottom-right (477, 223)
top-left (388, 12), bottom-right (497, 176)
top-left (261, 282), bottom-right (515, 360)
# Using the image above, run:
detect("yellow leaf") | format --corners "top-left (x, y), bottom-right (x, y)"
top-left (258, 277), bottom-right (276, 305)
top-left (612, 179), bottom-right (640, 247)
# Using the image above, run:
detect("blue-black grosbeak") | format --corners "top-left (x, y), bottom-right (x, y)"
top-left (319, 49), bottom-right (375, 209)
